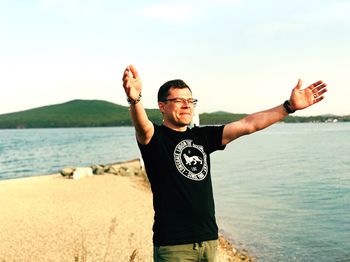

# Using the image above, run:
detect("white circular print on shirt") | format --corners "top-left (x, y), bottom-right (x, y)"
top-left (174, 139), bottom-right (208, 181)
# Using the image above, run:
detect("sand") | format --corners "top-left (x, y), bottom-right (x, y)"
top-left (0, 165), bottom-right (253, 261)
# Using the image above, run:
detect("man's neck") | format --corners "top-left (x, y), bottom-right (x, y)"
top-left (162, 122), bottom-right (188, 132)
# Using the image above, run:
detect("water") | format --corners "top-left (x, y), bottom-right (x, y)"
top-left (0, 127), bottom-right (140, 179)
top-left (211, 123), bottom-right (350, 261)
top-left (0, 124), bottom-right (349, 261)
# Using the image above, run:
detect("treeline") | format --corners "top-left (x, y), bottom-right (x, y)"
top-left (0, 100), bottom-right (348, 129)
top-left (0, 100), bottom-right (161, 128)
top-left (200, 112), bottom-right (349, 125)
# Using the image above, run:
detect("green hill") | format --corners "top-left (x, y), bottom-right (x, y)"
top-left (200, 112), bottom-right (349, 125)
top-left (0, 100), bottom-right (162, 128)
top-left (199, 112), bottom-right (248, 125)
top-left (0, 100), bottom-right (348, 129)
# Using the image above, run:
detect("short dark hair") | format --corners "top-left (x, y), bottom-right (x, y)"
top-left (157, 79), bottom-right (192, 102)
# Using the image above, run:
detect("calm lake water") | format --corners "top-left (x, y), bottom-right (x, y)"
top-left (0, 123), bottom-right (349, 261)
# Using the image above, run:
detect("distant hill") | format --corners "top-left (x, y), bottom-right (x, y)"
top-left (0, 100), bottom-right (348, 129)
top-left (199, 112), bottom-right (248, 124)
top-left (0, 100), bottom-right (162, 128)
top-left (201, 112), bottom-right (349, 125)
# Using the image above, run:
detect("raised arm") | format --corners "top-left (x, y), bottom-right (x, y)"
top-left (222, 79), bottom-right (327, 145)
top-left (122, 65), bottom-right (154, 145)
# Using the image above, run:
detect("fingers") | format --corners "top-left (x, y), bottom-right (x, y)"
top-left (310, 81), bottom-right (327, 92)
top-left (311, 81), bottom-right (327, 95)
top-left (122, 65), bottom-right (139, 86)
top-left (310, 80), bottom-right (324, 88)
top-left (122, 65), bottom-right (134, 84)
top-left (294, 79), bottom-right (303, 90)
top-left (122, 67), bottom-right (129, 82)
top-left (122, 65), bottom-right (142, 98)
top-left (313, 95), bottom-right (325, 104)
top-left (129, 65), bottom-right (139, 79)
top-left (310, 80), bottom-right (328, 104)
top-left (122, 70), bottom-right (129, 85)
top-left (122, 68), bottom-right (132, 93)
top-left (123, 78), bottom-right (129, 89)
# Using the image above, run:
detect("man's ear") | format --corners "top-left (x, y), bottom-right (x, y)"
top-left (158, 102), bottom-right (166, 113)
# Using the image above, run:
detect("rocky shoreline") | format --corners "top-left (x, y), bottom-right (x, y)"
top-left (58, 158), bottom-right (255, 261)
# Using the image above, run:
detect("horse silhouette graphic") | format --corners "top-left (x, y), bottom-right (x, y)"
top-left (183, 154), bottom-right (203, 166)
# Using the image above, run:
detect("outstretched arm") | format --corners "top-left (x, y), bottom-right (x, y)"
top-left (122, 65), bottom-right (154, 145)
top-left (222, 79), bottom-right (327, 145)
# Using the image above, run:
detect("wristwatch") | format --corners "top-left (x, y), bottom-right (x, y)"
top-left (283, 100), bottom-right (295, 114)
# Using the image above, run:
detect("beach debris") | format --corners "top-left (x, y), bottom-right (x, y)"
top-left (129, 249), bottom-right (138, 262)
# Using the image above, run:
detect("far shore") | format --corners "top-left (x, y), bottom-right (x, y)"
top-left (0, 160), bottom-right (254, 261)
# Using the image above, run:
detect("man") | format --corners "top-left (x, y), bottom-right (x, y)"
top-left (122, 65), bottom-right (327, 262)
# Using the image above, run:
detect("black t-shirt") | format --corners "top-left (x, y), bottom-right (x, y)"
top-left (138, 123), bottom-right (226, 246)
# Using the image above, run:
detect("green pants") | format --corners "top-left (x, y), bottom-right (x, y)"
top-left (153, 240), bottom-right (218, 262)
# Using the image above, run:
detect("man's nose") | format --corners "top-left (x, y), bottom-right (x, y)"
top-left (181, 102), bottom-right (190, 108)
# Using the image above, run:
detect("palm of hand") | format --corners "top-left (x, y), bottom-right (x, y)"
top-left (290, 80), bottom-right (327, 111)
top-left (290, 88), bottom-right (314, 110)
top-left (127, 78), bottom-right (142, 99)
top-left (123, 65), bottom-right (142, 101)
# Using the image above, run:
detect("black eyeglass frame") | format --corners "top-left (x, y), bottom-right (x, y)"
top-left (161, 97), bottom-right (198, 106)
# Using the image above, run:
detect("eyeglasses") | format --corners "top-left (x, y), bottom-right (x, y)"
top-left (161, 97), bottom-right (198, 106)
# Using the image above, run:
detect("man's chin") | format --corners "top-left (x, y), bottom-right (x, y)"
top-left (179, 118), bottom-right (192, 126)
top-left (174, 122), bottom-right (189, 127)
top-left (179, 115), bottom-right (192, 125)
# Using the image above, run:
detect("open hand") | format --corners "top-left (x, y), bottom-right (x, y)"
top-left (122, 65), bottom-right (142, 100)
top-left (289, 79), bottom-right (327, 111)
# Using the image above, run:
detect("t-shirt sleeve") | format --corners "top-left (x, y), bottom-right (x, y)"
top-left (199, 125), bottom-right (226, 154)
top-left (137, 122), bottom-right (158, 151)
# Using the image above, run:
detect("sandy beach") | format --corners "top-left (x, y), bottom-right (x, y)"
top-left (0, 161), bottom-right (253, 262)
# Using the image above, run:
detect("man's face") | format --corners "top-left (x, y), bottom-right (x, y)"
top-left (158, 87), bottom-right (195, 130)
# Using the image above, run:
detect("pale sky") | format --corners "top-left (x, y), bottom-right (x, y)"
top-left (1, 0), bottom-right (349, 116)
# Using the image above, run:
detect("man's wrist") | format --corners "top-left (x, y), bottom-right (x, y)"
top-left (127, 93), bottom-right (142, 105)
top-left (283, 100), bottom-right (295, 114)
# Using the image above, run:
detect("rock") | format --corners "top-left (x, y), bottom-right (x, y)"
top-left (106, 165), bottom-right (119, 175)
top-left (72, 167), bottom-right (93, 180)
top-left (133, 168), bottom-right (148, 180)
top-left (117, 166), bottom-right (133, 176)
top-left (60, 167), bottom-right (75, 177)
top-left (91, 165), bottom-right (106, 175)
top-left (105, 164), bottom-right (148, 182)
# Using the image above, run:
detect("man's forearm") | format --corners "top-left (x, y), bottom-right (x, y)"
top-left (243, 104), bottom-right (289, 133)
top-left (222, 103), bottom-right (289, 144)
top-left (129, 102), bottom-right (153, 144)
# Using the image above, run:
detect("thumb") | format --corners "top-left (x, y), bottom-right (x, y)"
top-left (294, 79), bottom-right (303, 90)
top-left (129, 65), bottom-right (140, 79)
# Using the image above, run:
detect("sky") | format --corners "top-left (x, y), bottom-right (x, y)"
top-left (1, 0), bottom-right (349, 116)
